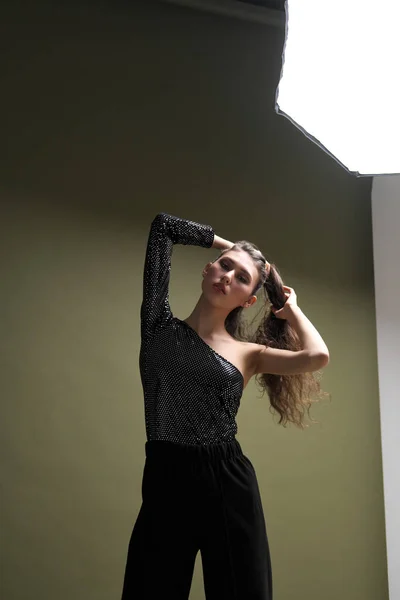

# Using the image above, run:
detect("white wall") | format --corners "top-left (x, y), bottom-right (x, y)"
top-left (371, 175), bottom-right (400, 600)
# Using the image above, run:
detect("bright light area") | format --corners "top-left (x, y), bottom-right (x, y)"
top-left (276, 0), bottom-right (400, 176)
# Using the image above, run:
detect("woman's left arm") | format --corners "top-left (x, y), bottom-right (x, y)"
top-left (283, 306), bottom-right (330, 362)
top-left (253, 286), bottom-right (329, 375)
top-left (273, 286), bottom-right (329, 360)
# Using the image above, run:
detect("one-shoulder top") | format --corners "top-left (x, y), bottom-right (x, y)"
top-left (140, 213), bottom-right (244, 445)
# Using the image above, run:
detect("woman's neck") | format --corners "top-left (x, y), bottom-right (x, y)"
top-left (184, 296), bottom-right (231, 339)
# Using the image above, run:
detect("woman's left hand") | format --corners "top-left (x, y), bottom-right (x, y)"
top-left (271, 286), bottom-right (298, 320)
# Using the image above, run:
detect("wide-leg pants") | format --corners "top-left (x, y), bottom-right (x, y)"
top-left (120, 438), bottom-right (273, 599)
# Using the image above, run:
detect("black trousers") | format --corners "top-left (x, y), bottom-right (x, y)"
top-left (121, 438), bottom-right (273, 600)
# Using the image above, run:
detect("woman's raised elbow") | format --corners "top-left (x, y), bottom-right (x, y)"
top-left (311, 351), bottom-right (330, 371)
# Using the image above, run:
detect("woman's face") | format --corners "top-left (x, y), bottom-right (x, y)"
top-left (202, 249), bottom-right (260, 310)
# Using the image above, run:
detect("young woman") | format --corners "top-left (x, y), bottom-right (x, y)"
top-left (121, 212), bottom-right (329, 600)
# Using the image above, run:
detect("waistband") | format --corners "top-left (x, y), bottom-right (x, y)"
top-left (145, 438), bottom-right (243, 465)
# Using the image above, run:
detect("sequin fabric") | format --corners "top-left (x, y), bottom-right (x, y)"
top-left (140, 213), bottom-right (244, 446)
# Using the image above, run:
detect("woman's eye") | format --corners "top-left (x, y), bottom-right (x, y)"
top-left (221, 261), bottom-right (247, 284)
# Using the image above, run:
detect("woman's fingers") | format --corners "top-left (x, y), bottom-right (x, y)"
top-left (283, 285), bottom-right (295, 297)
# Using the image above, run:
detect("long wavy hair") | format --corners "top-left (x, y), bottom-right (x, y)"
top-left (217, 241), bottom-right (328, 429)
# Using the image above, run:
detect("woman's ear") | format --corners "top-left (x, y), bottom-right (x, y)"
top-left (202, 262), bottom-right (213, 277)
top-left (243, 295), bottom-right (257, 308)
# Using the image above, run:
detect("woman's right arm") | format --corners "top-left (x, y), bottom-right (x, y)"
top-left (212, 234), bottom-right (234, 250)
top-left (140, 213), bottom-right (214, 341)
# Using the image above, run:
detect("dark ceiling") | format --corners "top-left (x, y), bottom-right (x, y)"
top-left (237, 0), bottom-right (285, 10)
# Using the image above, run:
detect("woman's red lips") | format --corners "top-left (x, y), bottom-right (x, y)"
top-left (214, 284), bottom-right (226, 294)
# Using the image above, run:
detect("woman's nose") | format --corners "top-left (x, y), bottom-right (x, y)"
top-left (222, 271), bottom-right (233, 283)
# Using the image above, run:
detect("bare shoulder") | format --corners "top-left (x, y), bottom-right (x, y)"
top-left (239, 341), bottom-right (262, 360)
top-left (231, 340), bottom-right (262, 387)
top-left (242, 341), bottom-right (264, 372)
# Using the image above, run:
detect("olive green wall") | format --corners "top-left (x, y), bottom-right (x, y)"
top-left (0, 1), bottom-right (388, 599)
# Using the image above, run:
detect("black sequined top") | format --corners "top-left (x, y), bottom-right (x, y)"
top-left (140, 213), bottom-right (244, 446)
